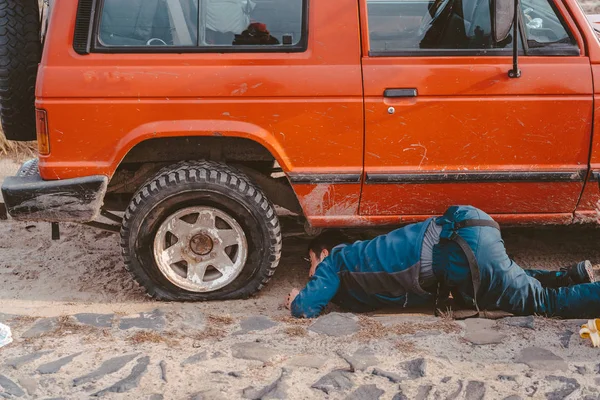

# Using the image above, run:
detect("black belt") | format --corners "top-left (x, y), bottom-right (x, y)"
top-left (435, 219), bottom-right (501, 318)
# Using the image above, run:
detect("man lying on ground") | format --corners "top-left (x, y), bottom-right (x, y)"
top-left (285, 205), bottom-right (597, 319)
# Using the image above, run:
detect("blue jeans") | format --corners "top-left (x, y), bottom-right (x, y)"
top-left (432, 206), bottom-right (600, 318)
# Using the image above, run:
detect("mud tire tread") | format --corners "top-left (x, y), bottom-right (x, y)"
top-left (120, 160), bottom-right (282, 301)
top-left (0, 0), bottom-right (41, 141)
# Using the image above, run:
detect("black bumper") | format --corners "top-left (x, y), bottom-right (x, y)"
top-left (0, 159), bottom-right (108, 222)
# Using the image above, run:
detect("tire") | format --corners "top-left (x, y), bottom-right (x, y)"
top-left (0, 0), bottom-right (41, 141)
top-left (120, 161), bottom-right (282, 301)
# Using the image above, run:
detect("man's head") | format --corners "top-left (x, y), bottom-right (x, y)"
top-left (306, 230), bottom-right (349, 277)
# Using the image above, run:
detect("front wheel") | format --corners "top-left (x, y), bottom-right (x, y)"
top-left (120, 161), bottom-right (282, 301)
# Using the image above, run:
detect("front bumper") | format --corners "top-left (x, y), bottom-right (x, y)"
top-left (0, 159), bottom-right (108, 222)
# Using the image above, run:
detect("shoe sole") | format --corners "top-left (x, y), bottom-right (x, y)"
top-left (581, 260), bottom-right (595, 284)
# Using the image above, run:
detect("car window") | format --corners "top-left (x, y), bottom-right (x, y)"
top-left (97, 0), bottom-right (304, 50)
top-left (521, 0), bottom-right (577, 50)
top-left (367, 0), bottom-right (518, 54)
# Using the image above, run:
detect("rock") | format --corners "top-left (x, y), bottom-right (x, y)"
top-left (242, 369), bottom-right (287, 399)
top-left (499, 316), bottom-right (535, 330)
top-left (17, 376), bottom-right (36, 396)
top-left (181, 351), bottom-right (208, 367)
top-left (0, 313), bottom-right (16, 323)
top-left (238, 316), bottom-right (278, 333)
top-left (441, 377), bottom-right (452, 383)
top-left (515, 347), bottom-right (567, 372)
top-left (372, 368), bottom-right (403, 383)
top-left (21, 318), bottom-right (58, 338)
top-left (228, 372), bottom-right (242, 378)
top-left (503, 396), bottom-right (523, 400)
top-left (74, 313), bottom-right (114, 328)
top-left (37, 353), bottom-right (82, 374)
top-left (309, 313), bottom-right (359, 337)
top-left (576, 366), bottom-right (588, 375)
top-left (392, 391), bottom-right (409, 400)
top-left (558, 330), bottom-right (574, 348)
top-left (231, 342), bottom-right (279, 363)
top-left (73, 353), bottom-right (140, 386)
top-left (118, 309), bottom-right (165, 331)
top-left (401, 358), bottom-right (427, 379)
top-left (286, 355), bottom-right (327, 369)
top-left (92, 356), bottom-right (150, 397)
top-left (159, 361), bottom-right (167, 383)
top-left (339, 347), bottom-right (379, 372)
top-left (149, 395), bottom-right (164, 400)
top-left (0, 374), bottom-right (25, 397)
top-left (465, 381), bottom-right (485, 400)
top-left (311, 370), bottom-right (354, 394)
top-left (345, 384), bottom-right (384, 400)
top-left (177, 311), bottom-right (205, 332)
top-left (464, 318), bottom-right (506, 345)
top-left (545, 376), bottom-right (580, 400)
top-left (5, 351), bottom-right (53, 369)
top-left (498, 375), bottom-right (517, 382)
top-left (415, 385), bottom-right (433, 400)
top-left (373, 315), bottom-right (439, 327)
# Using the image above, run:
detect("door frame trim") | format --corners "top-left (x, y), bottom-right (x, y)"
top-left (365, 170), bottom-right (586, 184)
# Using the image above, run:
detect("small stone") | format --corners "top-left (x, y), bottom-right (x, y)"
top-left (498, 375), bottom-right (517, 382)
top-left (463, 318), bottom-right (506, 345)
top-left (339, 347), bottom-right (379, 372)
top-left (74, 313), bottom-right (114, 328)
top-left (190, 389), bottom-right (223, 400)
top-left (5, 351), bottom-right (53, 369)
top-left (0, 374), bottom-right (25, 397)
top-left (392, 391), bottom-right (409, 400)
top-left (92, 356), bottom-right (150, 396)
top-left (159, 361), bottom-right (167, 383)
top-left (17, 376), bottom-right (36, 396)
top-left (401, 358), bottom-right (427, 379)
top-left (465, 381), bottom-right (485, 400)
top-left (441, 377), bottom-right (451, 383)
top-left (311, 370), bottom-right (354, 394)
top-left (231, 342), bottom-right (279, 363)
top-left (545, 376), bottom-right (580, 400)
top-left (149, 395), bottom-right (164, 400)
top-left (345, 384), bottom-right (384, 400)
top-left (228, 372), bottom-right (242, 378)
top-left (576, 366), bottom-right (588, 375)
top-left (515, 347), bottom-right (567, 372)
top-left (309, 313), bottom-right (359, 337)
top-left (238, 316), bottom-right (278, 333)
top-left (499, 316), bottom-right (535, 330)
top-left (37, 352), bottom-right (82, 374)
top-left (558, 330), bottom-right (574, 348)
top-left (21, 318), bottom-right (58, 338)
top-left (286, 355), bottom-right (327, 369)
top-left (503, 396), bottom-right (523, 400)
top-left (73, 353), bottom-right (140, 386)
top-left (415, 385), bottom-right (433, 400)
top-left (242, 369), bottom-right (287, 399)
top-left (118, 309), bottom-right (165, 331)
top-left (372, 368), bottom-right (403, 383)
top-left (181, 351), bottom-right (208, 367)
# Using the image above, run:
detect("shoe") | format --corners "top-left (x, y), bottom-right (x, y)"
top-left (561, 260), bottom-right (595, 285)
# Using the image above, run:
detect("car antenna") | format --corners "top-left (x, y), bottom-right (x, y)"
top-left (508, 0), bottom-right (521, 78)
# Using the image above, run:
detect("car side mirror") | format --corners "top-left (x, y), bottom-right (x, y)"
top-left (492, 0), bottom-right (515, 42)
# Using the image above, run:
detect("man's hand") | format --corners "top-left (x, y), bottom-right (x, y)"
top-left (285, 288), bottom-right (300, 310)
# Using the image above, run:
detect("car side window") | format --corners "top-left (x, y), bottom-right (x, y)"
top-left (367, 0), bottom-right (517, 54)
top-left (366, 0), bottom-right (577, 55)
top-left (96, 0), bottom-right (305, 51)
top-left (521, 0), bottom-right (578, 53)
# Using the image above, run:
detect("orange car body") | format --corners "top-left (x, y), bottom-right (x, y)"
top-left (28, 0), bottom-right (600, 226)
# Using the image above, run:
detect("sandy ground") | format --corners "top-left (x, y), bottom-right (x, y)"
top-left (1, 157), bottom-right (600, 399)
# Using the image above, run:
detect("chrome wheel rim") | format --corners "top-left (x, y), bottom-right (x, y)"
top-left (153, 206), bottom-right (248, 292)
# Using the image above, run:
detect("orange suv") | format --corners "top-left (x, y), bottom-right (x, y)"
top-left (2, 0), bottom-right (600, 300)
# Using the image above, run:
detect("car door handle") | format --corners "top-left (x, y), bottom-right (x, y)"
top-left (384, 88), bottom-right (418, 98)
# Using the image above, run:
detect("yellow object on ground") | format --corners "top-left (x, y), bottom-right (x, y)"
top-left (580, 319), bottom-right (600, 348)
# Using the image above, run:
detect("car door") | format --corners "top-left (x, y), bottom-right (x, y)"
top-left (359, 0), bottom-right (593, 217)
